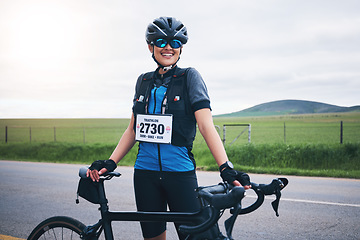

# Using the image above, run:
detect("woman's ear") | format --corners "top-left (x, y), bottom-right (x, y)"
top-left (148, 44), bottom-right (153, 53)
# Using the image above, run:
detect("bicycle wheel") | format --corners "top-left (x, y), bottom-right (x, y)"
top-left (27, 216), bottom-right (86, 240)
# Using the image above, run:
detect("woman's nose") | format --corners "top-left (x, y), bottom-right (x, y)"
top-left (164, 43), bottom-right (172, 49)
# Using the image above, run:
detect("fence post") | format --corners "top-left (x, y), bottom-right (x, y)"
top-left (83, 127), bottom-right (86, 144)
top-left (248, 124), bottom-right (251, 143)
top-left (5, 126), bottom-right (8, 143)
top-left (340, 121), bottom-right (343, 144)
top-left (222, 125), bottom-right (226, 145)
top-left (29, 127), bottom-right (32, 143)
top-left (284, 122), bottom-right (286, 144)
top-left (54, 127), bottom-right (56, 142)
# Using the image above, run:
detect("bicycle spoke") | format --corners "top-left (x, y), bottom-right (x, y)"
top-left (51, 228), bottom-right (57, 240)
top-left (35, 227), bottom-right (82, 240)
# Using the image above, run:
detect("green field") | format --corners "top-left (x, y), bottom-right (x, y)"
top-left (1, 112), bottom-right (359, 145)
top-left (0, 112), bottom-right (359, 178)
top-left (213, 112), bottom-right (360, 145)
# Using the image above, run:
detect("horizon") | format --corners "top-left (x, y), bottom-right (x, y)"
top-left (1, 0), bottom-right (360, 118)
top-left (2, 99), bottom-right (359, 119)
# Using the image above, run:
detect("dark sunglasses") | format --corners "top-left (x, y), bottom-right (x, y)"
top-left (153, 39), bottom-right (183, 49)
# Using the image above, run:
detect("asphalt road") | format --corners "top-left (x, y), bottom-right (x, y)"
top-left (0, 160), bottom-right (359, 240)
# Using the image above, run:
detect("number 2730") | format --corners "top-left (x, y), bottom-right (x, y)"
top-left (139, 123), bottom-right (165, 135)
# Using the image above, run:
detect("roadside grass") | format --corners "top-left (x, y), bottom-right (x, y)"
top-left (0, 112), bottom-right (359, 178)
top-left (1, 142), bottom-right (359, 179)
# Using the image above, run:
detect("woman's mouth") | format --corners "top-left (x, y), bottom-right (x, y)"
top-left (161, 53), bottom-right (174, 58)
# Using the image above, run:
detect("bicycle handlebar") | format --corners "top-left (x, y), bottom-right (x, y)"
top-left (180, 178), bottom-right (288, 238)
top-left (79, 166), bottom-right (287, 218)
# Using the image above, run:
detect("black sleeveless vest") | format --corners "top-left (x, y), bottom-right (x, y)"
top-left (133, 67), bottom-right (196, 147)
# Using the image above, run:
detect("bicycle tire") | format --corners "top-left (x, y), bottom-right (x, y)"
top-left (27, 216), bottom-right (86, 240)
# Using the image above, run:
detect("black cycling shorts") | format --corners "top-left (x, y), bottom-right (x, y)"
top-left (133, 169), bottom-right (200, 239)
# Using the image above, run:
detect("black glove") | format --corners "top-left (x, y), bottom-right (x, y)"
top-left (220, 168), bottom-right (251, 186)
top-left (89, 159), bottom-right (117, 172)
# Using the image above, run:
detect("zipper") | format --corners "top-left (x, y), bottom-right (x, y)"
top-left (157, 144), bottom-right (162, 173)
top-left (152, 87), bottom-right (158, 114)
top-left (155, 74), bottom-right (165, 173)
top-left (152, 86), bottom-right (162, 172)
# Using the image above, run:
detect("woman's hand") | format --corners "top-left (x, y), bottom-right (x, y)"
top-left (86, 168), bottom-right (108, 182)
top-left (86, 159), bottom-right (117, 182)
top-left (220, 168), bottom-right (252, 189)
top-left (232, 180), bottom-right (251, 189)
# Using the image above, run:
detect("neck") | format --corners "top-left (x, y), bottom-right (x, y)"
top-left (158, 65), bottom-right (175, 75)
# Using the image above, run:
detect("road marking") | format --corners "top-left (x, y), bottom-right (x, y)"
top-left (247, 195), bottom-right (360, 208)
top-left (281, 197), bottom-right (360, 208)
top-left (0, 235), bottom-right (25, 240)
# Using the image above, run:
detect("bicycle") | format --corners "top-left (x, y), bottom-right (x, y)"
top-left (27, 167), bottom-right (288, 240)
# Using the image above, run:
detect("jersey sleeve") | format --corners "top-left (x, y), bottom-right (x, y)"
top-left (186, 68), bottom-right (211, 112)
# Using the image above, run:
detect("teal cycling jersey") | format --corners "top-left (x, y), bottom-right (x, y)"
top-left (133, 67), bottom-right (210, 172)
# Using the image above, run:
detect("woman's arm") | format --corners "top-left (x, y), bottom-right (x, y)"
top-left (195, 108), bottom-right (228, 167)
top-left (195, 108), bottom-right (250, 188)
top-left (109, 113), bottom-right (137, 163)
top-left (88, 113), bottom-right (137, 181)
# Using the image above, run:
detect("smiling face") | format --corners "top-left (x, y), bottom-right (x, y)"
top-left (148, 43), bottom-right (182, 74)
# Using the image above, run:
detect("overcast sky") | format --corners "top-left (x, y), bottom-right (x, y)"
top-left (1, 0), bottom-right (359, 118)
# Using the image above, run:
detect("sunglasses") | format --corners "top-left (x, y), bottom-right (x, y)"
top-left (153, 39), bottom-right (183, 49)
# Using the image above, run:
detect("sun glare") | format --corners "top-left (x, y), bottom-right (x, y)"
top-left (7, 3), bottom-right (80, 66)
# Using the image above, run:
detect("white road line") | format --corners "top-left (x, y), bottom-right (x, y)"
top-left (246, 195), bottom-right (360, 208)
top-left (281, 197), bottom-right (360, 208)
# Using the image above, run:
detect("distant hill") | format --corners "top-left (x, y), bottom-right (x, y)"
top-left (215, 100), bottom-right (360, 117)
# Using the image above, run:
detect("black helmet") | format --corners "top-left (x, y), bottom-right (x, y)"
top-left (146, 17), bottom-right (188, 45)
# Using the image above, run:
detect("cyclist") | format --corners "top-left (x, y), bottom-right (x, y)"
top-left (87, 16), bottom-right (251, 240)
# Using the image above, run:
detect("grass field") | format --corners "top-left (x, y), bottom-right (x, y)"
top-left (1, 112), bottom-right (359, 145)
top-left (213, 112), bottom-right (360, 145)
top-left (1, 112), bottom-right (359, 178)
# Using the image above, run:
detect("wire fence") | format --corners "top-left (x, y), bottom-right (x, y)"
top-left (2, 126), bottom-right (124, 144)
top-left (2, 121), bottom-right (359, 145)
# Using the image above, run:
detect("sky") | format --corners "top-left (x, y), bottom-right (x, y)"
top-left (1, 0), bottom-right (359, 118)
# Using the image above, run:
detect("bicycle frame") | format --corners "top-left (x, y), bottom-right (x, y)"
top-left (28, 168), bottom-right (287, 240)
top-left (84, 177), bottom-right (220, 240)
top-left (77, 168), bottom-right (288, 240)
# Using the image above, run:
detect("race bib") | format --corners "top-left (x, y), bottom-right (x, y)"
top-left (135, 114), bottom-right (173, 144)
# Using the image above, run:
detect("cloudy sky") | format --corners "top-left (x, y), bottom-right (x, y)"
top-left (1, 0), bottom-right (359, 118)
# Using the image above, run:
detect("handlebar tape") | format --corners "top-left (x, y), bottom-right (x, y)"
top-left (178, 206), bottom-right (220, 235)
top-left (179, 185), bottom-right (245, 235)
top-left (199, 186), bottom-right (246, 209)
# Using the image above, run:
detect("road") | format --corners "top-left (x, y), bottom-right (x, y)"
top-left (0, 160), bottom-right (359, 240)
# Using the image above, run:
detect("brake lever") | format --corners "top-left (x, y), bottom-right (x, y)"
top-left (271, 190), bottom-right (281, 217)
top-left (259, 178), bottom-right (288, 217)
top-left (224, 202), bottom-right (241, 240)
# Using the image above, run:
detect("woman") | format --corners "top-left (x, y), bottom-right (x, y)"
top-left (87, 16), bottom-right (250, 240)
